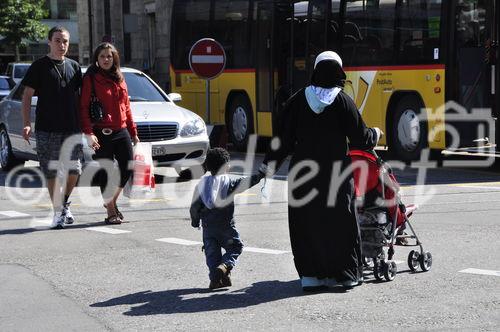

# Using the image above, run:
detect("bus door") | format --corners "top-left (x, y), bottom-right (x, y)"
top-left (255, 1), bottom-right (291, 136)
top-left (454, 0), bottom-right (495, 145)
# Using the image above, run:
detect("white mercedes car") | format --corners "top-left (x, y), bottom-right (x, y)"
top-left (0, 67), bottom-right (209, 172)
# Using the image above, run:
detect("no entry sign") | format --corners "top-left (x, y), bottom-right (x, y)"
top-left (189, 38), bottom-right (226, 80)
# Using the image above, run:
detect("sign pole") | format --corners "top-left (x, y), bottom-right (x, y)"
top-left (206, 79), bottom-right (210, 124)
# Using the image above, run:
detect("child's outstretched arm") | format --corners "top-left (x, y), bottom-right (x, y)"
top-left (227, 172), bottom-right (265, 196)
top-left (189, 188), bottom-right (203, 228)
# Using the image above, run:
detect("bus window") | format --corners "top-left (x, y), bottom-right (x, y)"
top-left (307, 0), bottom-right (329, 73)
top-left (327, 0), bottom-right (341, 51)
top-left (456, 0), bottom-right (488, 48)
top-left (171, 0), bottom-right (211, 70)
top-left (343, 0), bottom-right (396, 66)
top-left (455, 0), bottom-right (490, 110)
top-left (396, 0), bottom-right (442, 64)
top-left (293, 1), bottom-right (308, 90)
top-left (213, 0), bottom-right (252, 68)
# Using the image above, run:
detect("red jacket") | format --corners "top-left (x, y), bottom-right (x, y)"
top-left (80, 71), bottom-right (138, 137)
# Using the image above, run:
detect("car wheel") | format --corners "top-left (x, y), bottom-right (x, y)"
top-left (227, 94), bottom-right (254, 151)
top-left (0, 126), bottom-right (24, 171)
top-left (388, 96), bottom-right (428, 161)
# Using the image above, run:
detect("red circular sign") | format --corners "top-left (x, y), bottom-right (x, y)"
top-left (189, 38), bottom-right (226, 80)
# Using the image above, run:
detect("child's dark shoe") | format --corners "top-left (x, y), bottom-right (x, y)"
top-left (209, 279), bottom-right (225, 290)
top-left (214, 263), bottom-right (228, 281)
top-left (221, 272), bottom-right (232, 287)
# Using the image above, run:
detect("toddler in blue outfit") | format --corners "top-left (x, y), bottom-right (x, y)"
top-left (190, 148), bottom-right (264, 289)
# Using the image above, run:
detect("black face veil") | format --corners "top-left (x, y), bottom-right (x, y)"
top-left (310, 60), bottom-right (346, 88)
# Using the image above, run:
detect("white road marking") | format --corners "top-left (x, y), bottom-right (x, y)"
top-left (394, 260), bottom-right (405, 265)
top-left (243, 247), bottom-right (289, 255)
top-left (86, 227), bottom-right (131, 235)
top-left (459, 268), bottom-right (500, 277)
top-left (156, 237), bottom-right (289, 254)
top-left (0, 211), bottom-right (31, 218)
top-left (156, 238), bottom-right (201, 245)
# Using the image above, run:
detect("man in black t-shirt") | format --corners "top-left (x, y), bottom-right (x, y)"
top-left (21, 26), bottom-right (83, 229)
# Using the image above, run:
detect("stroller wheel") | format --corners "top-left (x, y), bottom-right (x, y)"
top-left (407, 250), bottom-right (420, 272)
top-left (383, 260), bottom-right (397, 281)
top-left (419, 251), bottom-right (433, 271)
top-left (373, 261), bottom-right (384, 281)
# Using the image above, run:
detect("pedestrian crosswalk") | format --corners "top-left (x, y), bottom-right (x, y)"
top-left (2, 209), bottom-right (500, 278)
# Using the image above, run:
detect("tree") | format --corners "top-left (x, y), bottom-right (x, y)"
top-left (0, 0), bottom-right (48, 61)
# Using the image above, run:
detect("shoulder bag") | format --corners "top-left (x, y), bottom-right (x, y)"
top-left (88, 74), bottom-right (104, 123)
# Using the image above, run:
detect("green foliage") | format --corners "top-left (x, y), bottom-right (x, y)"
top-left (0, 0), bottom-right (48, 46)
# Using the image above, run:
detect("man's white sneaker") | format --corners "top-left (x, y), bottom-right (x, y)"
top-left (51, 212), bottom-right (65, 229)
top-left (63, 202), bottom-right (74, 224)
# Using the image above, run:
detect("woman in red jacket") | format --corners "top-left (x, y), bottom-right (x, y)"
top-left (80, 42), bottom-right (139, 224)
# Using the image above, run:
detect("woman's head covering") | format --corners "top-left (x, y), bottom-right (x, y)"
top-left (311, 51), bottom-right (346, 88)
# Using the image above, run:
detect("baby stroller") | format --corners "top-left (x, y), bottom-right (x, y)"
top-left (349, 149), bottom-right (432, 282)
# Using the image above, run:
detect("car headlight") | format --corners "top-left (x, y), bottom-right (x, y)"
top-left (180, 117), bottom-right (206, 137)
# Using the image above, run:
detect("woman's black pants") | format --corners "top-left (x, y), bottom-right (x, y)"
top-left (93, 128), bottom-right (134, 199)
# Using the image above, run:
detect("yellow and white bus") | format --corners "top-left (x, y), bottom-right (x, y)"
top-left (170, 0), bottom-right (499, 160)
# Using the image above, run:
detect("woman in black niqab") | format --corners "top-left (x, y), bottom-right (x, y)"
top-left (261, 51), bottom-right (382, 291)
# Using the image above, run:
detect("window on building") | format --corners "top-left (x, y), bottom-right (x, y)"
top-left (43, 0), bottom-right (77, 20)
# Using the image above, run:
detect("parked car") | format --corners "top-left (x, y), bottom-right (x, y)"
top-left (4, 62), bottom-right (31, 84)
top-left (0, 67), bottom-right (209, 173)
top-left (0, 75), bottom-right (15, 101)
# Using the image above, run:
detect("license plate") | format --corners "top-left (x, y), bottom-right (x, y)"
top-left (152, 146), bottom-right (167, 156)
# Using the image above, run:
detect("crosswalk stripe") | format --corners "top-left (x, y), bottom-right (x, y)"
top-left (459, 268), bottom-right (500, 277)
top-left (156, 238), bottom-right (201, 245)
top-left (86, 227), bottom-right (131, 234)
top-left (156, 237), bottom-right (289, 254)
top-left (0, 211), bottom-right (31, 218)
top-left (243, 247), bottom-right (289, 255)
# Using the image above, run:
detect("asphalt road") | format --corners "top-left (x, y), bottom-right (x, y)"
top-left (0, 154), bottom-right (499, 331)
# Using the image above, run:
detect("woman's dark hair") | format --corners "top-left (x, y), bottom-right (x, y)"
top-left (311, 60), bottom-right (346, 88)
top-left (88, 42), bottom-right (124, 82)
top-left (204, 148), bottom-right (230, 175)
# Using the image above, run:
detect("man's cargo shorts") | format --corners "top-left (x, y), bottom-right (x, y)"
top-left (35, 131), bottom-right (83, 179)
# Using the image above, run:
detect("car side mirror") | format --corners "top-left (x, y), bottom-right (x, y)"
top-left (31, 96), bottom-right (38, 106)
top-left (168, 93), bottom-right (182, 102)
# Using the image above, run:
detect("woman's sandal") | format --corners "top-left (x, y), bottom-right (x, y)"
top-left (104, 215), bottom-right (122, 225)
top-left (115, 206), bottom-right (124, 220)
top-left (103, 204), bottom-right (124, 220)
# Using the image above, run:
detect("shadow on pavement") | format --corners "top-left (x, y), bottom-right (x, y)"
top-left (91, 280), bottom-right (315, 315)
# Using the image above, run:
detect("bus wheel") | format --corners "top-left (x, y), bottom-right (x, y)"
top-left (227, 95), bottom-right (253, 151)
top-left (0, 126), bottom-right (24, 171)
top-left (389, 96), bottom-right (427, 161)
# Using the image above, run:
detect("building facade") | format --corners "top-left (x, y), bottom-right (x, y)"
top-left (77, 0), bottom-right (173, 90)
top-left (0, 0), bottom-right (79, 72)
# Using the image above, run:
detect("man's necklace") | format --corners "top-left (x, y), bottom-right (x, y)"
top-left (50, 58), bottom-right (67, 88)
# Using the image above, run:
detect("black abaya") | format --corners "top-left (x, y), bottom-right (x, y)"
top-left (264, 88), bottom-right (378, 283)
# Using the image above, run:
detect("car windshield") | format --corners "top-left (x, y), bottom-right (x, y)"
top-left (124, 72), bottom-right (167, 102)
top-left (0, 78), bottom-right (10, 90)
top-left (14, 65), bottom-right (29, 79)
